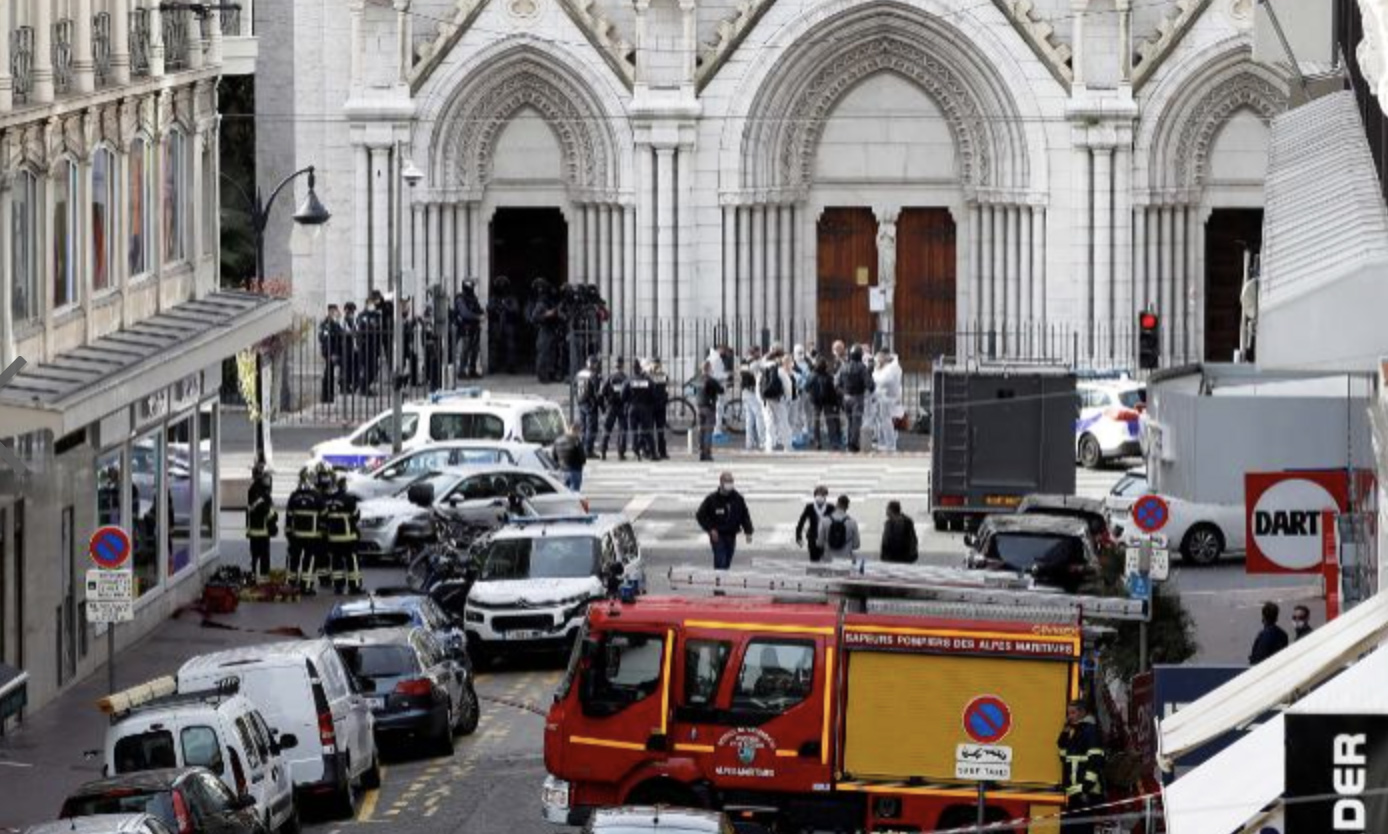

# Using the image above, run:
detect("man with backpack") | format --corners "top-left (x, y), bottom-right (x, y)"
top-left (759, 347), bottom-right (792, 453)
top-left (817, 494), bottom-right (862, 569)
top-left (879, 500), bottom-right (919, 563)
top-left (836, 347), bottom-right (875, 453)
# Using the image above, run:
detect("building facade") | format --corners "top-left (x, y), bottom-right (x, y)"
top-left (262, 0), bottom-right (1289, 370)
top-left (0, 0), bottom-right (286, 718)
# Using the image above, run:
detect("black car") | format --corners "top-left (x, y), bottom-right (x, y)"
top-left (333, 627), bottom-right (479, 756)
top-left (965, 515), bottom-right (1099, 592)
top-left (1015, 494), bottom-right (1113, 548)
top-left (59, 768), bottom-right (264, 834)
top-left (322, 592), bottom-right (470, 663)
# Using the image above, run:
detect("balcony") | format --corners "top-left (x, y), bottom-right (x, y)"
top-left (220, 0), bottom-right (257, 76)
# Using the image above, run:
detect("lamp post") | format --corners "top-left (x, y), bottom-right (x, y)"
top-left (221, 166), bottom-right (331, 465)
top-left (392, 147), bottom-right (425, 454)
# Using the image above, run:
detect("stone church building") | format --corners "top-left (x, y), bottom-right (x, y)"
top-left (258, 0), bottom-right (1287, 369)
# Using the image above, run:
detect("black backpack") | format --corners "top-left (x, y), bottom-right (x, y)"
top-left (760, 368), bottom-right (784, 400)
top-left (827, 516), bottom-right (848, 550)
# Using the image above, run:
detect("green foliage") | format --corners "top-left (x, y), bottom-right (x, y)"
top-left (1092, 543), bottom-right (1199, 681)
top-left (218, 75), bottom-right (257, 287)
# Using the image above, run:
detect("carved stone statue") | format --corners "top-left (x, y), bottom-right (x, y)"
top-left (876, 218), bottom-right (897, 297)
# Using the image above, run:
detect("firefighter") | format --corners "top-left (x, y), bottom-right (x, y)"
top-left (1057, 699), bottom-right (1106, 834)
top-left (324, 475), bottom-right (364, 595)
top-left (624, 359), bottom-right (657, 461)
top-left (649, 358), bottom-right (670, 460)
top-left (575, 355), bottom-right (602, 456)
top-left (285, 467), bottom-right (324, 594)
top-left (245, 463), bottom-right (277, 583)
top-left (314, 465), bottom-right (337, 588)
top-left (599, 357), bottom-right (629, 461)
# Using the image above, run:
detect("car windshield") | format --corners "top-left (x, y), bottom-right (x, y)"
top-left (339, 644), bottom-right (420, 691)
top-left (1118, 389), bottom-right (1147, 409)
top-left (324, 612), bottom-right (415, 634)
top-left (62, 790), bottom-right (176, 828)
top-left (1022, 508), bottom-right (1106, 537)
top-left (113, 731), bottom-right (177, 773)
top-left (1112, 475), bottom-right (1148, 498)
top-left (479, 536), bottom-right (600, 581)
top-left (521, 410), bottom-right (566, 445)
top-left (990, 533), bottom-right (1084, 575)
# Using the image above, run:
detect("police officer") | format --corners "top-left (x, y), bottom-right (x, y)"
top-left (1058, 699), bottom-right (1106, 834)
top-left (649, 358), bottom-right (671, 461)
top-left (453, 280), bottom-right (484, 379)
top-left (599, 357), bottom-right (629, 461)
top-left (318, 305), bottom-right (343, 405)
top-left (323, 475), bottom-right (363, 595)
top-left (528, 280), bottom-right (564, 383)
top-left (422, 304), bottom-right (442, 390)
top-left (575, 355), bottom-right (603, 456)
top-left (245, 463), bottom-right (277, 583)
top-left (624, 359), bottom-right (657, 461)
top-left (487, 276), bottom-right (521, 375)
top-left (285, 467), bottom-right (324, 594)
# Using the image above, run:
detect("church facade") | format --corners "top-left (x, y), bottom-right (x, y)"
top-left (259, 0), bottom-right (1287, 368)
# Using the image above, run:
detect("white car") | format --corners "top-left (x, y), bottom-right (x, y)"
top-left (463, 515), bottom-right (644, 660)
top-left (1104, 469), bottom-right (1246, 565)
top-left (344, 440), bottom-right (557, 501)
top-left (357, 466), bottom-right (586, 560)
top-left (309, 389), bottom-right (568, 471)
top-left (1075, 380), bottom-right (1146, 469)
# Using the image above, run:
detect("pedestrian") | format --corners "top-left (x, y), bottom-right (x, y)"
top-left (1292, 604), bottom-right (1314, 640)
top-left (575, 355), bottom-right (603, 456)
top-left (1248, 601), bottom-right (1290, 664)
top-left (806, 357), bottom-right (843, 450)
top-left (599, 357), bottom-right (630, 461)
top-left (401, 296), bottom-right (420, 387)
top-left (696, 472), bottom-right (754, 571)
top-left (318, 304), bottom-right (343, 404)
top-left (422, 304), bottom-right (442, 390)
top-left (313, 467), bottom-right (336, 588)
top-left (759, 348), bottom-right (791, 453)
top-left (791, 344), bottom-right (813, 445)
top-left (245, 463), bottom-right (277, 583)
top-left (818, 494), bottom-right (862, 569)
top-left (453, 279), bottom-right (484, 380)
top-left (795, 485), bottom-right (831, 563)
top-left (341, 302), bottom-right (360, 394)
top-left (357, 296), bottom-right (382, 394)
top-left (695, 361), bottom-right (723, 462)
top-left (829, 340), bottom-right (847, 374)
top-left (1058, 699), bottom-right (1106, 834)
top-left (879, 500), bottom-right (919, 563)
top-left (872, 350), bottom-right (903, 452)
top-left (650, 358), bottom-right (671, 460)
top-left (706, 346), bottom-right (728, 434)
top-left (741, 349), bottom-right (765, 451)
top-left (285, 467), bottom-right (324, 595)
top-left (624, 359), bottom-right (658, 461)
top-left (323, 475), bottom-right (364, 595)
top-left (836, 347), bottom-right (875, 453)
top-left (553, 424), bottom-right (588, 492)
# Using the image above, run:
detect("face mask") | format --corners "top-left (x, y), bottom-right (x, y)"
top-left (814, 496), bottom-right (826, 508)
top-left (719, 482), bottom-right (732, 493)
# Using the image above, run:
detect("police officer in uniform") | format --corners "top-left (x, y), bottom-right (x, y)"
top-left (245, 463), bottom-right (277, 583)
top-left (624, 360), bottom-right (657, 461)
top-left (487, 276), bottom-right (521, 375)
top-left (649, 359), bottom-right (671, 460)
top-left (324, 476), bottom-right (364, 595)
top-left (286, 468), bottom-right (324, 594)
top-left (318, 306), bottom-right (343, 405)
top-left (528, 280), bottom-right (564, 383)
top-left (599, 357), bottom-right (629, 461)
top-left (575, 355), bottom-right (603, 456)
top-left (453, 280), bottom-right (484, 379)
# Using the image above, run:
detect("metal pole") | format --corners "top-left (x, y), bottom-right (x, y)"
top-left (976, 781), bottom-right (986, 831)
top-left (391, 142), bottom-right (404, 454)
top-left (107, 626), bottom-right (116, 694)
top-left (253, 202), bottom-right (266, 466)
top-left (1139, 620), bottom-right (1148, 673)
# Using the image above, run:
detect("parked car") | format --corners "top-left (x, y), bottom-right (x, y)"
top-left (26, 815), bottom-right (173, 834)
top-left (177, 641), bottom-right (379, 818)
top-left (332, 627), bottom-right (479, 755)
top-left (578, 806), bottom-right (738, 834)
top-left (1015, 494), bottom-right (1113, 549)
top-left (965, 515), bottom-right (1099, 592)
top-left (1104, 469), bottom-right (1246, 565)
top-left (101, 679), bottom-right (297, 834)
top-left (309, 390), bottom-right (568, 471)
top-left (343, 440), bottom-right (558, 500)
top-left (463, 515), bottom-right (644, 661)
top-left (59, 769), bottom-right (265, 834)
top-left (321, 593), bottom-right (468, 664)
top-left (1075, 379), bottom-right (1146, 469)
top-left (356, 466), bottom-right (586, 561)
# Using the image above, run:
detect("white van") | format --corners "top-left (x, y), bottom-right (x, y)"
top-left (177, 640), bottom-right (379, 818)
top-left (100, 679), bottom-right (298, 833)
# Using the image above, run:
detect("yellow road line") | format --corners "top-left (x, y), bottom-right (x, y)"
top-left (356, 765), bottom-right (386, 821)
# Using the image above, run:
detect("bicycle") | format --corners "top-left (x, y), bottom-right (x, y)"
top-left (668, 377), bottom-right (744, 435)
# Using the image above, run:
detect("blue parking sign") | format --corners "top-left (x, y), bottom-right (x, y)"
top-left (1126, 573), bottom-right (1151, 601)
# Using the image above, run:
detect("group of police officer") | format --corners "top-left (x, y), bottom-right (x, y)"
top-left (573, 355), bottom-right (671, 462)
top-left (244, 463), bottom-right (364, 595)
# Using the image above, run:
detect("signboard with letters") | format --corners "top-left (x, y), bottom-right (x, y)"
top-left (1285, 713), bottom-right (1388, 833)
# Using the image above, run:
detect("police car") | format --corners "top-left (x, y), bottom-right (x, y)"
top-left (309, 389), bottom-right (568, 471)
top-left (343, 440), bottom-right (558, 501)
top-left (1075, 379), bottom-right (1147, 469)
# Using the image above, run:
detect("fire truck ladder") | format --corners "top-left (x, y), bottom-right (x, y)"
top-left (666, 558), bottom-right (1150, 622)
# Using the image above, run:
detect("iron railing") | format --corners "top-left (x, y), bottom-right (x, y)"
top-left (93, 12), bottom-right (112, 86)
top-left (10, 26), bottom-right (34, 103)
top-left (162, 7), bottom-right (189, 70)
top-left (130, 9), bottom-right (150, 77)
top-left (52, 18), bottom-right (74, 94)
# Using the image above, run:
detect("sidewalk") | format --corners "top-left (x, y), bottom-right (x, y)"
top-left (0, 595), bottom-right (341, 831)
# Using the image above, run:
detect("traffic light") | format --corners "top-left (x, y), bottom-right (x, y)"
top-left (1138, 310), bottom-right (1160, 370)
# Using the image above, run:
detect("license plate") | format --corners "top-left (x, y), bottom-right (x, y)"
top-left (504, 629), bottom-right (545, 641)
top-left (366, 697), bottom-right (384, 711)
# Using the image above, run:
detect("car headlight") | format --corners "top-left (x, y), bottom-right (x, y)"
top-left (465, 610), bottom-right (484, 623)
top-left (360, 516), bottom-right (387, 529)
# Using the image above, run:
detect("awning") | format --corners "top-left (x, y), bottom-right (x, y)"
top-left (0, 291), bottom-right (292, 437)
top-left (1162, 643), bottom-right (1388, 834)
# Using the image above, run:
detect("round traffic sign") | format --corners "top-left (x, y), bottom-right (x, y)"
top-left (1131, 494), bottom-right (1170, 534)
top-left (962, 695), bottom-right (1012, 744)
top-left (90, 525), bottom-right (132, 570)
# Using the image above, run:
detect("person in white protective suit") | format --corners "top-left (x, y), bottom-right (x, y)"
top-left (872, 350), bottom-right (904, 452)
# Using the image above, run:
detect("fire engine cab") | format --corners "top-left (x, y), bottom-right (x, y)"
top-left (541, 560), bottom-right (1148, 833)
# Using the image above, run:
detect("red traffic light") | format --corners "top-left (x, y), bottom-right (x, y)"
top-left (1140, 312), bottom-right (1159, 330)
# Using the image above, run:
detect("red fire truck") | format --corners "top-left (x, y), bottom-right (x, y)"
top-left (541, 561), bottom-right (1148, 833)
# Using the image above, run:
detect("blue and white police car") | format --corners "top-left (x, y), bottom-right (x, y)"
top-left (1075, 378), bottom-right (1147, 469)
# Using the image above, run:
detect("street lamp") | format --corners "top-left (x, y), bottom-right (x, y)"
top-left (391, 149), bottom-right (424, 454)
top-left (222, 165), bottom-right (332, 465)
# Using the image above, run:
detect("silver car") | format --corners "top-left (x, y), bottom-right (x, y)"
top-left (357, 465), bottom-right (587, 560)
top-left (344, 441), bottom-right (557, 501)
top-left (28, 814), bottom-right (174, 834)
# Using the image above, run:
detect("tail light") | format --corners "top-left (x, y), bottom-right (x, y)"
top-left (317, 710), bottom-right (337, 747)
top-left (1105, 407), bottom-right (1142, 423)
top-left (230, 750), bottom-right (248, 797)
top-left (937, 495), bottom-right (965, 507)
top-left (581, 498), bottom-right (590, 513)
top-left (172, 789), bottom-right (194, 834)
top-left (394, 678), bottom-right (434, 697)
top-left (309, 661), bottom-right (337, 748)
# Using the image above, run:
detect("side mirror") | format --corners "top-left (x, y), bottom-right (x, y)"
top-left (407, 482), bottom-right (435, 508)
top-left (963, 533), bottom-right (976, 549)
top-left (357, 677), bottom-right (377, 694)
top-left (277, 733), bottom-right (299, 751)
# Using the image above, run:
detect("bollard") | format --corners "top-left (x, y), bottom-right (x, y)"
top-left (687, 428), bottom-right (695, 456)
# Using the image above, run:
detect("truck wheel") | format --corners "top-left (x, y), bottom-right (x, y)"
top-left (1078, 434), bottom-right (1104, 470)
top-left (1181, 524), bottom-right (1225, 566)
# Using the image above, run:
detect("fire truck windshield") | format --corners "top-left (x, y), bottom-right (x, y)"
top-left (478, 536), bottom-right (601, 581)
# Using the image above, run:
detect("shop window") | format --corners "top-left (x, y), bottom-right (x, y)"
top-left (164, 130), bottom-right (188, 263)
top-left (52, 159), bottom-right (79, 309)
top-left (10, 170), bottom-right (38, 324)
top-left (97, 448), bottom-right (123, 528)
top-left (167, 417), bottom-right (194, 577)
top-left (129, 138), bottom-right (152, 277)
top-left (92, 148), bottom-right (116, 292)
top-left (131, 431), bottom-right (162, 596)
top-left (198, 402), bottom-right (217, 556)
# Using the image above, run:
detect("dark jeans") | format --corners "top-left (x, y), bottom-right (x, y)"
top-left (711, 535), bottom-right (737, 570)
top-left (813, 405), bottom-right (842, 450)
top-left (457, 325), bottom-right (481, 376)
top-left (807, 544), bottom-right (824, 563)
top-left (698, 405), bottom-right (716, 459)
top-left (843, 395), bottom-right (866, 452)
top-left (249, 537), bottom-right (271, 579)
top-left (579, 405), bottom-right (600, 454)
top-left (563, 469), bottom-right (584, 492)
top-left (601, 410), bottom-right (628, 457)
top-left (320, 360), bottom-right (337, 405)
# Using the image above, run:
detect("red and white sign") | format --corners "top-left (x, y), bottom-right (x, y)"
top-left (1245, 471), bottom-right (1348, 576)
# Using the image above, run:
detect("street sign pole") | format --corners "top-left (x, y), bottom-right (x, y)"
top-left (976, 781), bottom-right (985, 831)
top-left (88, 526), bottom-right (134, 695)
top-left (108, 626), bottom-right (116, 695)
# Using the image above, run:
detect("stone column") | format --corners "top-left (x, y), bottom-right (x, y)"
top-left (394, 0), bottom-right (409, 85)
top-left (370, 147), bottom-right (390, 294)
top-left (655, 148), bottom-right (675, 323)
top-left (721, 205), bottom-right (735, 323)
top-left (441, 203), bottom-right (457, 290)
top-left (1020, 205), bottom-right (1033, 335)
top-left (74, 0), bottom-right (96, 93)
top-left (1144, 208), bottom-right (1159, 313)
top-left (1114, 143), bottom-right (1133, 350)
top-left (1033, 206), bottom-right (1047, 333)
top-left (635, 147), bottom-right (655, 326)
top-left (425, 204), bottom-right (439, 286)
top-left (207, 0), bottom-right (223, 66)
top-left (0, 0), bottom-right (12, 110)
top-left (763, 204), bottom-right (779, 333)
top-left (353, 144), bottom-right (371, 301)
top-left (1184, 206), bottom-right (1199, 362)
top-left (599, 205), bottom-right (613, 306)
top-left (1004, 205), bottom-right (1019, 353)
top-left (779, 205), bottom-right (794, 329)
top-left (411, 203), bottom-right (424, 291)
top-left (990, 205), bottom-right (1004, 353)
top-left (623, 204), bottom-right (636, 351)
top-left (112, 0), bottom-right (130, 86)
top-left (148, 0), bottom-right (164, 77)
top-left (751, 204), bottom-right (766, 340)
top-left (967, 204), bottom-right (980, 335)
top-left (1160, 206), bottom-right (1174, 360)
top-left (587, 204), bottom-right (601, 285)
top-left (0, 173), bottom-right (13, 367)
top-left (1173, 205), bottom-right (1187, 363)
top-left (468, 202), bottom-right (482, 281)
top-left (1117, 0), bottom-right (1133, 84)
top-left (1133, 206), bottom-right (1147, 338)
top-left (1093, 146), bottom-right (1113, 356)
top-left (737, 206), bottom-right (751, 345)
top-left (454, 201), bottom-right (468, 281)
top-left (1194, 207), bottom-right (1210, 362)
top-left (33, 0), bottom-right (55, 102)
top-left (676, 146), bottom-right (694, 324)
top-left (1070, 0), bottom-right (1088, 89)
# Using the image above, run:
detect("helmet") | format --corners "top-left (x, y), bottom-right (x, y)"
top-left (587, 355), bottom-right (601, 369)
top-left (315, 464), bottom-right (335, 491)
top-left (299, 467), bottom-right (313, 487)
top-left (337, 476), bottom-right (348, 492)
top-left (251, 462), bottom-right (267, 481)
top-left (531, 278), bottom-right (549, 293)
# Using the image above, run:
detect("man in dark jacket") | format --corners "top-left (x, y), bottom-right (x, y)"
top-left (341, 302), bottom-right (360, 394)
top-left (806, 357), bottom-right (842, 450)
top-left (575, 355), bottom-right (603, 456)
top-left (453, 280), bottom-right (484, 379)
top-left (487, 276), bottom-right (521, 375)
top-left (1249, 601), bottom-right (1290, 663)
top-left (696, 472), bottom-right (754, 571)
top-left (319, 305), bottom-right (343, 404)
top-left (552, 424), bottom-right (588, 492)
top-left (1058, 700), bottom-right (1106, 834)
top-left (599, 357), bottom-right (630, 461)
top-left (795, 485), bottom-right (830, 562)
top-left (649, 359), bottom-right (670, 460)
top-left (836, 346), bottom-right (875, 453)
top-left (245, 464), bottom-right (277, 582)
top-left (1292, 605), bottom-right (1314, 641)
top-left (695, 361), bottom-right (723, 462)
top-left (879, 500), bottom-right (919, 563)
top-left (286, 467), bottom-right (325, 594)
top-left (624, 360), bottom-right (657, 461)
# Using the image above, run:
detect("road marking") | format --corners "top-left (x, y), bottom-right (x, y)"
top-left (0, 760), bottom-right (34, 768)
top-left (355, 764), bottom-right (386, 821)
top-left (622, 493), bottom-right (658, 520)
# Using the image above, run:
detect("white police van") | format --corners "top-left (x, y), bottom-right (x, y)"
top-left (1075, 378), bottom-right (1147, 469)
top-left (309, 389), bottom-right (568, 471)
